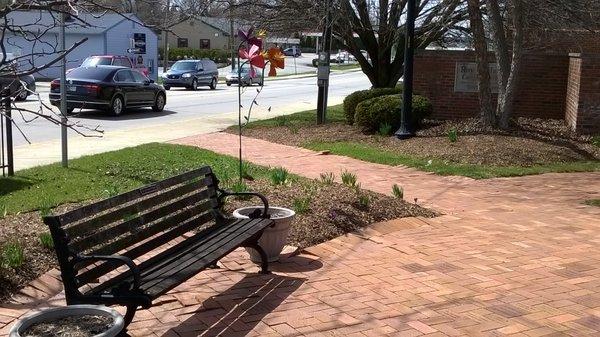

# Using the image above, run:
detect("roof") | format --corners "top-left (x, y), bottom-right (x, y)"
top-left (6, 11), bottom-right (148, 35)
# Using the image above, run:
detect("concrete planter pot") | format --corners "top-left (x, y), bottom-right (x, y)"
top-left (233, 206), bottom-right (296, 262)
top-left (10, 305), bottom-right (124, 337)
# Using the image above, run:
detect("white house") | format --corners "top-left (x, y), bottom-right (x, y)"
top-left (4, 11), bottom-right (159, 80)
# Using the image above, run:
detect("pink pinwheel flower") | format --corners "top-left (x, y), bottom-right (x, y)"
top-left (238, 44), bottom-right (265, 78)
top-left (238, 28), bottom-right (263, 49)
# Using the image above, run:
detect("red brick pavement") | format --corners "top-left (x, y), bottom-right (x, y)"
top-left (1, 132), bottom-right (599, 336)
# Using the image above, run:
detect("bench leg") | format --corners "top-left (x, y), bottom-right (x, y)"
top-left (247, 243), bottom-right (270, 274)
top-left (122, 304), bottom-right (138, 330)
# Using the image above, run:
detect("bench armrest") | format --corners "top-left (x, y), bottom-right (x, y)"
top-left (76, 254), bottom-right (141, 290)
top-left (218, 189), bottom-right (270, 219)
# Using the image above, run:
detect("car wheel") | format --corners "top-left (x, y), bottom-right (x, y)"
top-left (109, 95), bottom-right (125, 116)
top-left (164, 85), bottom-right (170, 90)
top-left (226, 82), bottom-right (231, 87)
top-left (190, 78), bottom-right (198, 91)
top-left (258, 80), bottom-right (264, 86)
top-left (209, 78), bottom-right (217, 90)
top-left (152, 92), bottom-right (166, 112)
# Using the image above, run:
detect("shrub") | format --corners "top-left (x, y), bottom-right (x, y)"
top-left (319, 172), bottom-right (335, 185)
top-left (354, 94), bottom-right (432, 134)
top-left (378, 123), bottom-right (393, 136)
top-left (270, 167), bottom-right (289, 185)
top-left (2, 242), bottom-right (24, 269)
top-left (275, 115), bottom-right (288, 126)
top-left (448, 128), bottom-right (458, 143)
top-left (39, 232), bottom-right (54, 250)
top-left (160, 48), bottom-right (231, 64)
top-left (293, 197), bottom-right (311, 214)
top-left (392, 184), bottom-right (404, 199)
top-left (357, 193), bottom-right (370, 209)
top-left (343, 86), bottom-right (402, 125)
top-left (341, 170), bottom-right (358, 187)
top-left (592, 135), bottom-right (600, 148)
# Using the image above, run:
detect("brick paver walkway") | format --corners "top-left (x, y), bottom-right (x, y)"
top-left (1, 132), bottom-right (599, 336)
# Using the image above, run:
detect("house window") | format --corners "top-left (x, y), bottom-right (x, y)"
top-left (200, 39), bottom-right (210, 49)
top-left (177, 38), bottom-right (188, 48)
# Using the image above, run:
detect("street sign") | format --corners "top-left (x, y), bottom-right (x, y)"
top-left (127, 48), bottom-right (142, 54)
top-left (132, 33), bottom-right (146, 54)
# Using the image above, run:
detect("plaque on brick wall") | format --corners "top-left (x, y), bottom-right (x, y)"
top-left (454, 62), bottom-right (499, 93)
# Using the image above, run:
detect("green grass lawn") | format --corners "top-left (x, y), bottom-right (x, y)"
top-left (585, 199), bottom-right (600, 207)
top-left (0, 143), bottom-right (266, 215)
top-left (305, 142), bottom-right (600, 179)
top-left (239, 104), bottom-right (345, 130)
top-left (239, 106), bottom-right (599, 179)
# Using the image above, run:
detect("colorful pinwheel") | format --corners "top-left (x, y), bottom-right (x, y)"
top-left (239, 44), bottom-right (265, 78)
top-left (238, 28), bottom-right (263, 49)
top-left (263, 47), bottom-right (285, 77)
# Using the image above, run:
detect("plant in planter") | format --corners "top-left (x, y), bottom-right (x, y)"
top-left (10, 305), bottom-right (124, 337)
top-left (232, 29), bottom-right (294, 262)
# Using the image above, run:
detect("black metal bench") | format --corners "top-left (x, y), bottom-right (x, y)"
top-left (43, 166), bottom-right (273, 329)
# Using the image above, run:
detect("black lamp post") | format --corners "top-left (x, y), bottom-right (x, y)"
top-left (395, 0), bottom-right (416, 139)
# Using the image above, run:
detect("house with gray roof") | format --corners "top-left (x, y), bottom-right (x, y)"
top-left (4, 11), bottom-right (158, 80)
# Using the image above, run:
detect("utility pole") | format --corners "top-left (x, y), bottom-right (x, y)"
top-left (229, 0), bottom-right (235, 70)
top-left (395, 0), bottom-right (416, 139)
top-left (59, 11), bottom-right (68, 167)
top-left (162, 0), bottom-right (171, 71)
top-left (316, 0), bottom-right (332, 124)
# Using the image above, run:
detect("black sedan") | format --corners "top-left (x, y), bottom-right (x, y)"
top-left (50, 66), bottom-right (166, 116)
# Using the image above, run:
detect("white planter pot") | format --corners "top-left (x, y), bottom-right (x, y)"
top-left (233, 206), bottom-right (296, 263)
top-left (10, 305), bottom-right (124, 337)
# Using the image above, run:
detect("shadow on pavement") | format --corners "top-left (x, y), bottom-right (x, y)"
top-left (69, 109), bottom-right (177, 121)
top-left (160, 273), bottom-right (305, 337)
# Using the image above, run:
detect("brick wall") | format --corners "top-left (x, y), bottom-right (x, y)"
top-left (566, 54), bottom-right (600, 134)
top-left (414, 50), bottom-right (569, 120)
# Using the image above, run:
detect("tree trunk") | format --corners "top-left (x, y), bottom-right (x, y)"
top-left (498, 0), bottom-right (525, 129)
top-left (467, 0), bottom-right (495, 126)
top-left (485, 0), bottom-right (510, 116)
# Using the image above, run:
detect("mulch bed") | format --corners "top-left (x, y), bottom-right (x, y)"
top-left (231, 118), bottom-right (600, 166)
top-left (0, 178), bottom-right (436, 303)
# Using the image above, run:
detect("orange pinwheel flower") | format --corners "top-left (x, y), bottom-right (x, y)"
top-left (264, 47), bottom-right (285, 77)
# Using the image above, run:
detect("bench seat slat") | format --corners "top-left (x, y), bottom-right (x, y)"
top-left (138, 219), bottom-right (262, 290)
top-left (86, 218), bottom-right (271, 299)
top-left (70, 188), bottom-right (213, 252)
top-left (59, 167), bottom-right (212, 225)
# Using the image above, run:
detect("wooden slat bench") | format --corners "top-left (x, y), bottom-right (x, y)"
top-left (43, 166), bottom-right (274, 329)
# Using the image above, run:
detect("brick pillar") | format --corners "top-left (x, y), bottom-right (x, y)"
top-left (565, 53), bottom-right (600, 134)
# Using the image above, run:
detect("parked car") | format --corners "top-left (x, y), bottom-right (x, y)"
top-left (225, 65), bottom-right (264, 86)
top-left (76, 55), bottom-right (149, 77)
top-left (0, 53), bottom-right (36, 101)
top-left (283, 47), bottom-right (301, 57)
top-left (49, 66), bottom-right (166, 116)
top-left (161, 59), bottom-right (218, 90)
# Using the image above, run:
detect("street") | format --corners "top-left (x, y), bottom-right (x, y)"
top-left (10, 70), bottom-right (369, 170)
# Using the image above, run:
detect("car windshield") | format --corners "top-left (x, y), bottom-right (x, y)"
top-left (171, 61), bottom-right (196, 71)
top-left (231, 66), bottom-right (249, 74)
top-left (67, 67), bottom-right (113, 80)
top-left (81, 57), bottom-right (112, 67)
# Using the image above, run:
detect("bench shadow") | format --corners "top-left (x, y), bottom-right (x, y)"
top-left (160, 273), bottom-right (304, 337)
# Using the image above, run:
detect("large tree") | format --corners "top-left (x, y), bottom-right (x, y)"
top-left (225, 0), bottom-right (468, 88)
top-left (468, 0), bottom-right (600, 129)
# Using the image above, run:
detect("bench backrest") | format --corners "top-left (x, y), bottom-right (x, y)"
top-left (44, 166), bottom-right (221, 293)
